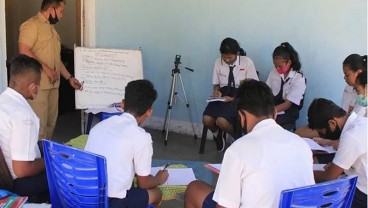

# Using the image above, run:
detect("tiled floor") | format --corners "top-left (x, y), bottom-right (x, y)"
top-left (53, 110), bottom-right (223, 208)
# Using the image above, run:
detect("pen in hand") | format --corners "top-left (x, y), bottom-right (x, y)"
top-left (162, 163), bottom-right (170, 171)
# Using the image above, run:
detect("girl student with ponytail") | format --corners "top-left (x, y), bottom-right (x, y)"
top-left (345, 54), bottom-right (368, 117)
top-left (266, 42), bottom-right (305, 130)
top-left (203, 37), bottom-right (259, 152)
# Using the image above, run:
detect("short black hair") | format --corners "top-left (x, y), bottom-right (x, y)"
top-left (235, 79), bottom-right (275, 117)
top-left (356, 69), bottom-right (367, 86)
top-left (124, 80), bottom-right (157, 116)
top-left (307, 98), bottom-right (346, 129)
top-left (41, 0), bottom-right (64, 11)
top-left (10, 54), bottom-right (42, 79)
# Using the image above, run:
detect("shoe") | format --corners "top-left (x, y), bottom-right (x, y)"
top-left (215, 132), bottom-right (225, 152)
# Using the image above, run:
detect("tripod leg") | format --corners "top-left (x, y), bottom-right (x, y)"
top-left (163, 73), bottom-right (178, 145)
top-left (178, 74), bottom-right (197, 139)
top-left (162, 72), bottom-right (177, 132)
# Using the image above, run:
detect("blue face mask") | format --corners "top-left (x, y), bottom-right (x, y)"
top-left (356, 95), bottom-right (368, 107)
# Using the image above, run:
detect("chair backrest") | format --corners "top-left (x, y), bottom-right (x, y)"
top-left (279, 176), bottom-right (358, 208)
top-left (42, 140), bottom-right (108, 208)
top-left (0, 146), bottom-right (13, 190)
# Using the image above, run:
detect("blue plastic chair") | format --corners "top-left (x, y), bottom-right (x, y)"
top-left (279, 176), bottom-right (358, 208)
top-left (43, 139), bottom-right (108, 208)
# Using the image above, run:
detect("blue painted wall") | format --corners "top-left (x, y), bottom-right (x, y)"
top-left (95, 0), bottom-right (367, 126)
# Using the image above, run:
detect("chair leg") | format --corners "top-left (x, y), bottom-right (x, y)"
top-left (86, 113), bottom-right (94, 134)
top-left (199, 126), bottom-right (208, 154)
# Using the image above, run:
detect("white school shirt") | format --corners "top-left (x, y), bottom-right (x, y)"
top-left (333, 112), bottom-right (367, 194)
top-left (85, 113), bottom-right (153, 199)
top-left (0, 88), bottom-right (41, 179)
top-left (353, 104), bottom-right (368, 117)
top-left (212, 56), bottom-right (259, 88)
top-left (341, 85), bottom-right (357, 112)
top-left (266, 69), bottom-right (306, 105)
top-left (213, 119), bottom-right (315, 208)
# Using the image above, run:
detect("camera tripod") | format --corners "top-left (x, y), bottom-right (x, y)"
top-left (162, 55), bottom-right (197, 145)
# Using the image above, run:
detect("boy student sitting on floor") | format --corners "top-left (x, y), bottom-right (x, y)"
top-left (185, 80), bottom-right (315, 208)
top-left (85, 80), bottom-right (168, 208)
top-left (308, 98), bottom-right (367, 208)
top-left (0, 54), bottom-right (49, 201)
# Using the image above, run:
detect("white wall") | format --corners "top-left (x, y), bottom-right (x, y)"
top-left (94, 0), bottom-right (367, 130)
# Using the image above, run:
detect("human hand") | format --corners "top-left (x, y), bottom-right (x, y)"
top-left (213, 90), bottom-right (222, 97)
top-left (223, 96), bottom-right (233, 102)
top-left (312, 137), bottom-right (331, 146)
top-left (155, 170), bottom-right (169, 185)
top-left (324, 162), bottom-right (332, 170)
top-left (69, 77), bottom-right (82, 90)
top-left (44, 66), bottom-right (58, 84)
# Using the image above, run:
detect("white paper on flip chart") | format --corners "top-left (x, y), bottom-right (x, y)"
top-left (151, 167), bottom-right (196, 186)
top-left (302, 138), bottom-right (336, 154)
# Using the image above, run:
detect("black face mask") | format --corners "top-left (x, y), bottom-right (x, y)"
top-left (323, 122), bottom-right (342, 140)
top-left (48, 8), bottom-right (59, 24)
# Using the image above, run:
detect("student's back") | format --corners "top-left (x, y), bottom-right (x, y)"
top-left (85, 113), bottom-right (153, 197)
top-left (215, 119), bottom-right (314, 207)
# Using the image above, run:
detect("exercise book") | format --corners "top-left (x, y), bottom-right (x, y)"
top-left (302, 138), bottom-right (336, 154)
top-left (151, 167), bottom-right (196, 186)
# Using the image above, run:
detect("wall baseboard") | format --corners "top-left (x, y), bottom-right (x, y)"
top-left (142, 116), bottom-right (213, 139)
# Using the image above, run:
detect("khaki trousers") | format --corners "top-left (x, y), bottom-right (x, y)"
top-left (28, 88), bottom-right (59, 140)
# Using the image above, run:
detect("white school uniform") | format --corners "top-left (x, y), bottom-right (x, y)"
top-left (266, 69), bottom-right (306, 106)
top-left (333, 112), bottom-right (367, 194)
top-left (342, 85), bottom-right (357, 112)
top-left (212, 55), bottom-right (259, 88)
top-left (213, 119), bottom-right (315, 208)
top-left (0, 88), bottom-right (41, 179)
top-left (85, 113), bottom-right (153, 199)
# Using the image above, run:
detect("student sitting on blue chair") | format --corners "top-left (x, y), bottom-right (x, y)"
top-left (185, 80), bottom-right (315, 208)
top-left (85, 80), bottom-right (168, 208)
top-left (0, 55), bottom-right (49, 202)
top-left (308, 98), bottom-right (367, 208)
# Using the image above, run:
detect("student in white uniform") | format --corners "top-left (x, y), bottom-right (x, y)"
top-left (296, 54), bottom-right (367, 149)
top-left (85, 80), bottom-right (169, 208)
top-left (185, 80), bottom-right (315, 208)
top-left (308, 98), bottom-right (367, 208)
top-left (0, 55), bottom-right (49, 201)
top-left (266, 42), bottom-right (305, 131)
top-left (203, 37), bottom-right (258, 151)
top-left (354, 69), bottom-right (367, 117)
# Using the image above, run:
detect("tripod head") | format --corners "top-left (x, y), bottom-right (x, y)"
top-left (172, 55), bottom-right (194, 74)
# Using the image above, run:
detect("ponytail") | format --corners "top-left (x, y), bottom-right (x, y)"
top-left (343, 54), bottom-right (367, 72)
top-left (239, 48), bottom-right (247, 56)
top-left (273, 42), bottom-right (302, 73)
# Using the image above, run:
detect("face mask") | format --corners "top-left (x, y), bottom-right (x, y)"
top-left (48, 8), bottom-right (59, 24)
top-left (323, 122), bottom-right (342, 140)
top-left (356, 95), bottom-right (368, 107)
top-left (277, 62), bottom-right (291, 74)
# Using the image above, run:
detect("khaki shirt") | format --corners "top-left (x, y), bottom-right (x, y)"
top-left (19, 12), bottom-right (61, 90)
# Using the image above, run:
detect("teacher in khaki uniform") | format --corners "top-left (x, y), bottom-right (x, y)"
top-left (19, 0), bottom-right (81, 140)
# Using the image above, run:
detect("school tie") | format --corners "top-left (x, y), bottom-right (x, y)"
top-left (227, 65), bottom-right (235, 89)
top-left (279, 77), bottom-right (290, 98)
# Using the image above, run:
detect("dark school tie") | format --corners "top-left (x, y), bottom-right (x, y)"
top-left (227, 65), bottom-right (235, 88)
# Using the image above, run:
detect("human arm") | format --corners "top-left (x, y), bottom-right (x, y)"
top-left (314, 162), bottom-right (344, 183)
top-left (295, 125), bottom-right (320, 138)
top-left (276, 100), bottom-right (293, 112)
top-left (213, 84), bottom-right (221, 97)
top-left (136, 170), bottom-right (169, 189)
top-left (12, 158), bottom-right (45, 178)
top-left (19, 42), bottom-right (58, 84)
top-left (60, 62), bottom-right (82, 89)
top-left (313, 137), bottom-right (339, 150)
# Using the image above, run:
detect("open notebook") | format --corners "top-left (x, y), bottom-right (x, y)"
top-left (151, 167), bottom-right (196, 186)
top-left (302, 138), bottom-right (336, 154)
